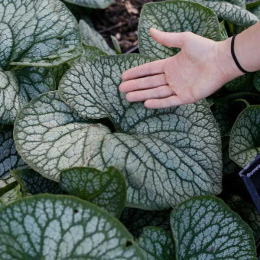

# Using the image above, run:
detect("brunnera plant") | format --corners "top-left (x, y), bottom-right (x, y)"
top-left (0, 0), bottom-right (260, 258)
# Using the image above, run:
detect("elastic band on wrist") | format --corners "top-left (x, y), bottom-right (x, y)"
top-left (231, 34), bottom-right (249, 74)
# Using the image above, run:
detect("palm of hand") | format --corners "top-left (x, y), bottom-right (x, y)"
top-left (119, 29), bottom-right (226, 109)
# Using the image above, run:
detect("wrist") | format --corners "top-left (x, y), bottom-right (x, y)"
top-left (215, 37), bottom-right (244, 83)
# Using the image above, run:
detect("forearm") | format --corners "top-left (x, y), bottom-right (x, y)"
top-left (217, 21), bottom-right (260, 82)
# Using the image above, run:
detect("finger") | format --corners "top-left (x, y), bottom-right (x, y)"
top-left (144, 95), bottom-right (183, 109)
top-left (150, 28), bottom-right (189, 48)
top-left (119, 74), bottom-right (167, 93)
top-left (122, 59), bottom-right (165, 81)
top-left (125, 85), bottom-right (175, 102)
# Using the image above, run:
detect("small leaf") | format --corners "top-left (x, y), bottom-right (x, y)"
top-left (230, 106), bottom-right (260, 167)
top-left (12, 168), bottom-right (62, 196)
top-left (0, 0), bottom-right (82, 69)
top-left (138, 227), bottom-right (175, 260)
top-left (64, 0), bottom-right (114, 9)
top-left (227, 195), bottom-right (260, 241)
top-left (120, 207), bottom-right (171, 238)
top-left (171, 196), bottom-right (257, 259)
top-left (60, 166), bottom-right (126, 217)
top-left (0, 128), bottom-right (26, 178)
top-left (111, 35), bottom-right (122, 54)
top-left (79, 20), bottom-right (115, 55)
top-left (0, 195), bottom-right (145, 259)
top-left (138, 1), bottom-right (222, 59)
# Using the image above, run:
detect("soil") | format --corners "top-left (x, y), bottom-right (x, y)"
top-left (91, 0), bottom-right (162, 53)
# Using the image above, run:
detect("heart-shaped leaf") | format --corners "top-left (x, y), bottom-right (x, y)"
top-left (0, 0), bottom-right (82, 70)
top-left (0, 128), bottom-right (26, 178)
top-left (229, 106), bottom-right (260, 167)
top-left (12, 168), bottom-right (62, 196)
top-left (138, 1), bottom-right (222, 59)
top-left (171, 196), bottom-right (257, 259)
top-left (60, 166), bottom-right (126, 217)
top-left (0, 183), bottom-right (21, 205)
top-left (59, 54), bottom-right (222, 209)
top-left (64, 0), bottom-right (114, 9)
top-left (138, 227), bottom-right (175, 260)
top-left (0, 195), bottom-right (145, 259)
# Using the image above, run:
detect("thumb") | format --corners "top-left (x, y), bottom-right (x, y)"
top-left (150, 28), bottom-right (188, 48)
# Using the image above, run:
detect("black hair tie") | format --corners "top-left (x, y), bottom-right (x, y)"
top-left (231, 35), bottom-right (249, 74)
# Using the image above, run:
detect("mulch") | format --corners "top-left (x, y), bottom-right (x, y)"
top-left (91, 0), bottom-right (162, 53)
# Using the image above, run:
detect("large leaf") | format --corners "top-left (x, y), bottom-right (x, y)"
top-left (229, 106), bottom-right (260, 167)
top-left (60, 166), bottom-right (126, 217)
top-left (138, 227), bottom-right (175, 260)
top-left (190, 0), bottom-right (259, 26)
top-left (227, 194), bottom-right (260, 241)
top-left (12, 168), bottom-right (62, 196)
top-left (138, 1), bottom-right (222, 59)
top-left (0, 195), bottom-right (145, 259)
top-left (171, 196), bottom-right (257, 259)
top-left (0, 0), bottom-right (82, 70)
top-left (64, 0), bottom-right (114, 9)
top-left (120, 207), bottom-right (171, 238)
top-left (14, 91), bottom-right (111, 181)
top-left (0, 67), bottom-right (56, 124)
top-left (79, 20), bottom-right (115, 55)
top-left (0, 128), bottom-right (26, 178)
top-left (59, 54), bottom-right (222, 209)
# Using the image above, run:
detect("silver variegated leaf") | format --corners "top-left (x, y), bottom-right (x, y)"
top-left (14, 91), bottom-right (111, 181)
top-left (79, 20), bottom-right (115, 55)
top-left (0, 129), bottom-right (26, 178)
top-left (138, 1), bottom-right (222, 59)
top-left (190, 0), bottom-right (259, 25)
top-left (0, 195), bottom-right (145, 259)
top-left (171, 196), bottom-right (257, 259)
top-left (64, 0), bottom-right (114, 9)
top-left (230, 106), bottom-right (260, 167)
top-left (0, 67), bottom-right (56, 124)
top-left (138, 227), bottom-right (175, 260)
top-left (0, 0), bottom-right (82, 69)
top-left (59, 54), bottom-right (222, 210)
top-left (60, 166), bottom-right (126, 217)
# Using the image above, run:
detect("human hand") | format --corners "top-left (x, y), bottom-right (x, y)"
top-left (119, 28), bottom-right (242, 109)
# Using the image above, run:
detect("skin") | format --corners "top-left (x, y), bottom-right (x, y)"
top-left (119, 22), bottom-right (260, 109)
